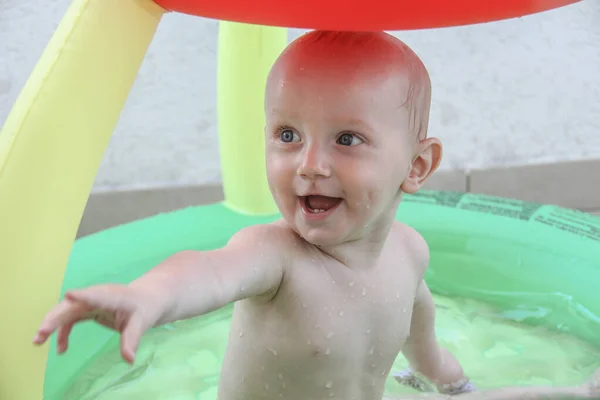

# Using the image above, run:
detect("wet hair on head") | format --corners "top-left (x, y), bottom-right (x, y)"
top-left (287, 30), bottom-right (432, 141)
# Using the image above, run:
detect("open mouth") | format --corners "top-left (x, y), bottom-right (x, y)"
top-left (300, 195), bottom-right (342, 215)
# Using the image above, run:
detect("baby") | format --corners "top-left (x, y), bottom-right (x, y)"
top-left (34, 30), bottom-right (600, 400)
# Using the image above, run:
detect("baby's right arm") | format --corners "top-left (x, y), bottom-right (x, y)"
top-left (146, 223), bottom-right (287, 324)
top-left (34, 223), bottom-right (287, 363)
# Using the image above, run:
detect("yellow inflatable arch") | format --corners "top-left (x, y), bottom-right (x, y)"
top-left (0, 0), bottom-right (286, 398)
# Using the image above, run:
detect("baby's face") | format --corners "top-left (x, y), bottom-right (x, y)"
top-left (265, 56), bottom-right (417, 246)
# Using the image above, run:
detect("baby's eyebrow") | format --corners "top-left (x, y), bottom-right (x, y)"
top-left (339, 118), bottom-right (373, 133)
top-left (270, 107), bottom-right (297, 116)
top-left (269, 111), bottom-right (374, 133)
top-left (268, 108), bottom-right (303, 122)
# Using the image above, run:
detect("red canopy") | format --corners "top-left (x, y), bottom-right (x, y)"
top-left (153, 0), bottom-right (581, 30)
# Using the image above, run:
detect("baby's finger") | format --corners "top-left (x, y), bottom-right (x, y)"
top-left (66, 284), bottom-right (135, 312)
top-left (56, 318), bottom-right (81, 353)
top-left (120, 314), bottom-right (150, 364)
top-left (34, 300), bottom-right (90, 345)
top-left (392, 369), bottom-right (436, 392)
top-left (589, 368), bottom-right (600, 391)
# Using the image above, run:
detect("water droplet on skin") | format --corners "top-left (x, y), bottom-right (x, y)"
top-left (239, 330), bottom-right (244, 337)
top-left (362, 288), bottom-right (367, 296)
top-left (348, 281), bottom-right (355, 287)
top-left (366, 329), bottom-right (371, 334)
top-left (371, 364), bottom-right (376, 369)
top-left (265, 383), bottom-right (270, 390)
top-left (325, 348), bottom-right (330, 355)
top-left (402, 308), bottom-right (407, 313)
top-left (241, 286), bottom-right (245, 292)
top-left (281, 382), bottom-right (286, 389)
top-left (396, 291), bottom-right (400, 298)
top-left (369, 347), bottom-right (374, 355)
top-left (307, 339), bottom-right (312, 345)
top-left (325, 381), bottom-right (333, 388)
top-left (366, 204), bottom-right (370, 209)
top-left (326, 332), bottom-right (334, 339)
top-left (278, 373), bottom-right (284, 380)
top-left (268, 348), bottom-right (278, 356)
top-left (339, 311), bottom-right (344, 316)
top-left (332, 280), bottom-right (336, 284)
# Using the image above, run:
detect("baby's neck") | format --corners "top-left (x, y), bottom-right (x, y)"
top-left (314, 219), bottom-right (394, 270)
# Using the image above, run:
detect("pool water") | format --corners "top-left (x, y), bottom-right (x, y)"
top-left (62, 294), bottom-right (600, 399)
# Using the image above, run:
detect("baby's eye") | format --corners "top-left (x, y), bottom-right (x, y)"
top-left (337, 133), bottom-right (363, 146)
top-left (280, 129), bottom-right (301, 143)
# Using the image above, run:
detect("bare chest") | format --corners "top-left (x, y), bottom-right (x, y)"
top-left (251, 256), bottom-right (419, 366)
top-left (219, 259), bottom-right (420, 400)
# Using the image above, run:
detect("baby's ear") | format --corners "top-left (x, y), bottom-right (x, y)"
top-left (400, 138), bottom-right (443, 194)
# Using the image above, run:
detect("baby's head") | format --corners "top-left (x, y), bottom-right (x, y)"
top-left (264, 30), bottom-right (442, 246)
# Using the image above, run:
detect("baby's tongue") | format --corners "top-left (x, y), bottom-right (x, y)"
top-left (306, 195), bottom-right (340, 211)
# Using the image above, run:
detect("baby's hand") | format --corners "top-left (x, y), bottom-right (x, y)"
top-left (393, 369), bottom-right (436, 392)
top-left (393, 368), bottom-right (476, 395)
top-left (33, 284), bottom-right (164, 364)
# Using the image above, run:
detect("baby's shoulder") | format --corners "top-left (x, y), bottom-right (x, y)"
top-left (390, 221), bottom-right (430, 276)
top-left (228, 219), bottom-right (303, 253)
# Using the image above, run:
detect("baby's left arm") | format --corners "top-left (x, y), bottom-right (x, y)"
top-left (400, 279), bottom-right (471, 394)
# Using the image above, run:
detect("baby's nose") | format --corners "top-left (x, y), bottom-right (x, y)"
top-left (297, 146), bottom-right (331, 179)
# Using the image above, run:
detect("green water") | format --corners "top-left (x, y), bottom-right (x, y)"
top-left (62, 294), bottom-right (600, 399)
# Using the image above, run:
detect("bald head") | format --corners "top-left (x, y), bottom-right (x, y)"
top-left (266, 31), bottom-right (432, 140)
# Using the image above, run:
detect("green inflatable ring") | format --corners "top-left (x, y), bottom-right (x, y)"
top-left (43, 190), bottom-right (600, 399)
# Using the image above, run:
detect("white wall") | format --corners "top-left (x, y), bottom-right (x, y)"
top-left (1, 0), bottom-right (599, 192)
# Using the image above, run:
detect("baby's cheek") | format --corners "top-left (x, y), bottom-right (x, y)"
top-left (345, 169), bottom-right (370, 201)
top-left (352, 177), bottom-right (398, 220)
top-left (361, 172), bottom-right (389, 204)
top-left (269, 185), bottom-right (289, 208)
top-left (348, 189), bottom-right (379, 216)
top-left (267, 160), bottom-right (292, 191)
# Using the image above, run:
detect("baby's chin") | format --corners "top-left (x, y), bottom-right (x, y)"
top-left (300, 233), bottom-right (345, 248)
top-left (286, 221), bottom-right (353, 248)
